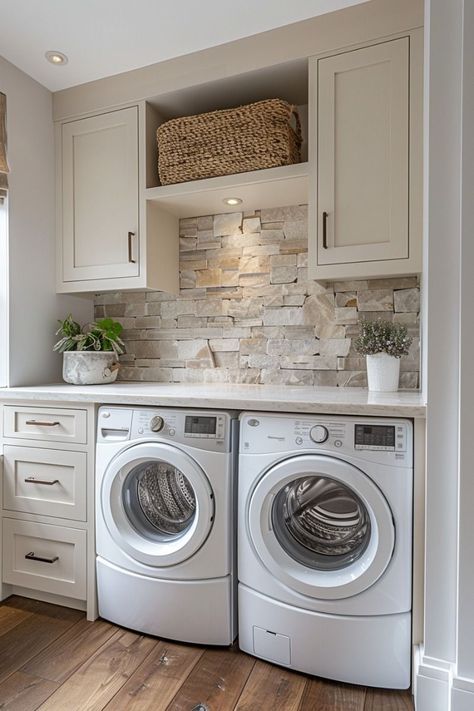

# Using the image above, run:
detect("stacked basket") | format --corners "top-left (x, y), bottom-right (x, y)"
top-left (157, 98), bottom-right (302, 186)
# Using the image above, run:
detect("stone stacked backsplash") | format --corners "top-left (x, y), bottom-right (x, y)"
top-left (94, 205), bottom-right (420, 387)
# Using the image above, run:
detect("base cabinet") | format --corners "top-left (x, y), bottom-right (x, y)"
top-left (1, 404), bottom-right (96, 619)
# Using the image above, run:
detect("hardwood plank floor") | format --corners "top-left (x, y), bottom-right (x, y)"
top-left (0, 597), bottom-right (414, 711)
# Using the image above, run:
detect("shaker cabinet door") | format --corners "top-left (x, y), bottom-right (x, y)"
top-left (316, 38), bottom-right (409, 267)
top-left (61, 106), bottom-right (139, 283)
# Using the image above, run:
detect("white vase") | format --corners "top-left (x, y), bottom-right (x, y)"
top-left (366, 353), bottom-right (400, 392)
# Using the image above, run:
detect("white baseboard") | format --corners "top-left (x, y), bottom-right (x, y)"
top-left (451, 677), bottom-right (474, 711)
top-left (414, 645), bottom-right (474, 711)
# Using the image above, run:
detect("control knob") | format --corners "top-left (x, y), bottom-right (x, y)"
top-left (310, 425), bottom-right (329, 444)
top-left (150, 415), bottom-right (164, 432)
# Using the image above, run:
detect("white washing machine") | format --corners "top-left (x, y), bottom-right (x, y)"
top-left (96, 406), bottom-right (238, 645)
top-left (238, 413), bottom-right (413, 689)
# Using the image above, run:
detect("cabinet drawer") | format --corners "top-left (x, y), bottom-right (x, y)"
top-left (2, 518), bottom-right (86, 599)
top-left (3, 446), bottom-right (87, 521)
top-left (4, 406), bottom-right (87, 444)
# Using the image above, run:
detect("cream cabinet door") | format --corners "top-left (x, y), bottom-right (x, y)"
top-left (61, 106), bottom-right (139, 282)
top-left (316, 38), bottom-right (409, 267)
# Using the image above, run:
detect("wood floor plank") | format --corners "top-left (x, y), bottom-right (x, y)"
top-left (0, 599), bottom-right (82, 685)
top-left (104, 640), bottom-right (204, 710)
top-left (0, 670), bottom-right (58, 710)
top-left (167, 646), bottom-right (255, 711)
top-left (0, 598), bottom-right (417, 711)
top-left (22, 617), bottom-right (116, 683)
top-left (0, 604), bottom-right (33, 639)
top-left (365, 688), bottom-right (414, 711)
top-left (234, 659), bottom-right (306, 711)
top-left (299, 677), bottom-right (366, 711)
top-left (37, 628), bottom-right (157, 711)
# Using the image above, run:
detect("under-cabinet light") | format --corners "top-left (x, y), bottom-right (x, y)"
top-left (223, 197), bottom-right (243, 206)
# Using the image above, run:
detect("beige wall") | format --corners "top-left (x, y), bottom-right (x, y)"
top-left (0, 55), bottom-right (92, 386)
top-left (53, 0), bottom-right (423, 121)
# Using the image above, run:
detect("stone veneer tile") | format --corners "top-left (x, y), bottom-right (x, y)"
top-left (94, 205), bottom-right (421, 388)
top-left (394, 288), bottom-right (421, 313)
top-left (213, 212), bottom-right (242, 236)
top-left (357, 289), bottom-right (394, 311)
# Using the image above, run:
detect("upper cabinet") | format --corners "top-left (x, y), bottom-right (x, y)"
top-left (308, 31), bottom-right (423, 281)
top-left (57, 105), bottom-right (178, 294)
top-left (61, 107), bottom-right (139, 283)
top-left (54, 10), bottom-right (423, 293)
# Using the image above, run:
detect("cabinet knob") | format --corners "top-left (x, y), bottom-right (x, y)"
top-left (128, 231), bottom-right (136, 263)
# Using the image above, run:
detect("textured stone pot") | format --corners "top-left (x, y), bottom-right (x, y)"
top-left (366, 353), bottom-right (400, 392)
top-left (62, 351), bottom-right (120, 385)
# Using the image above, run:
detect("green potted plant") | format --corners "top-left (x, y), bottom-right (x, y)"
top-left (354, 319), bottom-right (413, 392)
top-left (54, 315), bottom-right (125, 385)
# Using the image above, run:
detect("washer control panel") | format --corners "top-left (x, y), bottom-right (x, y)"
top-left (97, 407), bottom-right (234, 452)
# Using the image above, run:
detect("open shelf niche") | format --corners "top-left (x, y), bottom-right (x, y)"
top-left (143, 58), bottom-right (309, 217)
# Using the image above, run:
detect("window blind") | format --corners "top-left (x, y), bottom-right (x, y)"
top-left (0, 93), bottom-right (8, 204)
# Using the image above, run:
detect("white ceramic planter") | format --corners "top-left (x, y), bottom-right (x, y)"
top-left (62, 351), bottom-right (120, 385)
top-left (366, 353), bottom-right (400, 392)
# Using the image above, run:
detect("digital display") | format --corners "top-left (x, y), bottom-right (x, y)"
top-left (185, 416), bottom-right (217, 435)
top-left (354, 424), bottom-right (396, 449)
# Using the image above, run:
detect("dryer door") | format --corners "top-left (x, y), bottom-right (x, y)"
top-left (101, 442), bottom-right (214, 567)
top-left (248, 454), bottom-right (395, 599)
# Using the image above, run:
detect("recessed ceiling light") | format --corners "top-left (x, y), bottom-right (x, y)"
top-left (223, 197), bottom-right (243, 206)
top-left (45, 51), bottom-right (68, 66)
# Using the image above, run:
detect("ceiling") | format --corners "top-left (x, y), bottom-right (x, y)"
top-left (0, 0), bottom-right (368, 92)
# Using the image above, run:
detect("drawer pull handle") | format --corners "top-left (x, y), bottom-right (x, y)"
top-left (25, 552), bottom-right (59, 564)
top-left (25, 420), bottom-right (60, 427)
top-left (25, 477), bottom-right (60, 486)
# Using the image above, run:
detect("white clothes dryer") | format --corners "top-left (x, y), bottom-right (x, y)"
top-left (238, 413), bottom-right (413, 688)
top-left (96, 406), bottom-right (237, 645)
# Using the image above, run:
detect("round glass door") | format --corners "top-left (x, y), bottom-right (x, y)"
top-left (272, 476), bottom-right (371, 571)
top-left (101, 442), bottom-right (214, 567)
top-left (123, 460), bottom-right (196, 541)
top-left (248, 454), bottom-right (395, 600)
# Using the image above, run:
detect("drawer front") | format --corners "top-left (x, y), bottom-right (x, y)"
top-left (3, 446), bottom-right (87, 521)
top-left (2, 518), bottom-right (86, 599)
top-left (4, 406), bottom-right (87, 444)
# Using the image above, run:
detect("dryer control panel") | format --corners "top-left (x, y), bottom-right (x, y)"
top-left (240, 413), bottom-right (412, 466)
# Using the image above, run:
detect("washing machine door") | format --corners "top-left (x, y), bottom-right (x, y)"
top-left (101, 442), bottom-right (214, 567)
top-left (248, 454), bottom-right (395, 599)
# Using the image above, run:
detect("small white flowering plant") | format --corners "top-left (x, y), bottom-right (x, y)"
top-left (354, 319), bottom-right (412, 359)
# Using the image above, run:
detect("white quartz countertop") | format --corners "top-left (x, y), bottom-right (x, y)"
top-left (0, 383), bottom-right (426, 417)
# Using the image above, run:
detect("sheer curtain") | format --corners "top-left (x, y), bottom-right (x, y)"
top-left (0, 92), bottom-right (8, 385)
top-left (0, 93), bottom-right (8, 203)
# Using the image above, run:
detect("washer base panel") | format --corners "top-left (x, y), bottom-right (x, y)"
top-left (238, 584), bottom-right (411, 689)
top-left (97, 557), bottom-right (236, 645)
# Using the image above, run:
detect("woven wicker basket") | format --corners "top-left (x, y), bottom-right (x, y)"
top-left (156, 98), bottom-right (302, 185)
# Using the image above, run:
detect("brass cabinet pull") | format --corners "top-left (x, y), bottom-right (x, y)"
top-left (25, 552), bottom-right (59, 564)
top-left (128, 231), bottom-right (136, 263)
top-left (322, 211), bottom-right (329, 249)
top-left (25, 477), bottom-right (60, 486)
top-left (25, 420), bottom-right (60, 427)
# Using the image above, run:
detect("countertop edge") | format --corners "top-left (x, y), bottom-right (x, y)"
top-left (0, 386), bottom-right (427, 418)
